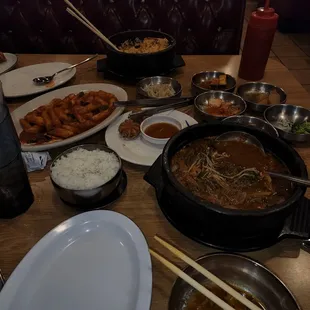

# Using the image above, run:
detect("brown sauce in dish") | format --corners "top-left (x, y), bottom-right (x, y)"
top-left (186, 285), bottom-right (264, 310)
top-left (171, 138), bottom-right (293, 210)
top-left (145, 122), bottom-right (179, 139)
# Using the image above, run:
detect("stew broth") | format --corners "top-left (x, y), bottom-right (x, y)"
top-left (186, 285), bottom-right (264, 310)
top-left (171, 138), bottom-right (292, 210)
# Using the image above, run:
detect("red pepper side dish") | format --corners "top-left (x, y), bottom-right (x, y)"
top-left (204, 98), bottom-right (241, 117)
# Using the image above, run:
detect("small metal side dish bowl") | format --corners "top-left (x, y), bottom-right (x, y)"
top-left (169, 253), bottom-right (301, 310)
top-left (194, 91), bottom-right (247, 122)
top-left (223, 115), bottom-right (279, 138)
top-left (140, 115), bottom-right (183, 145)
top-left (50, 144), bottom-right (122, 205)
top-left (264, 104), bottom-right (310, 143)
top-left (136, 76), bottom-right (182, 99)
top-left (237, 82), bottom-right (287, 113)
top-left (191, 71), bottom-right (236, 96)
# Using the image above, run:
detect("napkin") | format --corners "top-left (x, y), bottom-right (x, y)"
top-left (22, 152), bottom-right (51, 172)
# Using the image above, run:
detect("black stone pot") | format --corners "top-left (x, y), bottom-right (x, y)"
top-left (144, 123), bottom-right (308, 251)
top-left (106, 30), bottom-right (176, 77)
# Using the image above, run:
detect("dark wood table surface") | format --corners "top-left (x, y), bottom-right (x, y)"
top-left (2, 54), bottom-right (310, 309)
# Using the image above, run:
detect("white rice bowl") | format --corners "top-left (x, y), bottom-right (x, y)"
top-left (51, 148), bottom-right (120, 190)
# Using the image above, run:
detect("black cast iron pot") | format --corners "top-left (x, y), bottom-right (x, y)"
top-left (145, 123), bottom-right (308, 250)
top-left (106, 30), bottom-right (176, 77)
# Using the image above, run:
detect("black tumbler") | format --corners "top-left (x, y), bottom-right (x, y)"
top-left (0, 82), bottom-right (34, 218)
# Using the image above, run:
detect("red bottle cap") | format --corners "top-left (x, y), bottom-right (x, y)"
top-left (249, 7), bottom-right (278, 28)
top-left (256, 7), bottom-right (275, 17)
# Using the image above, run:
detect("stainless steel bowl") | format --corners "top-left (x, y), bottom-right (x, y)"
top-left (50, 144), bottom-right (122, 206)
top-left (237, 82), bottom-right (287, 113)
top-left (136, 76), bottom-right (182, 99)
top-left (194, 91), bottom-right (247, 122)
top-left (264, 104), bottom-right (310, 143)
top-left (191, 71), bottom-right (236, 96)
top-left (223, 115), bottom-right (279, 138)
top-left (169, 253), bottom-right (300, 310)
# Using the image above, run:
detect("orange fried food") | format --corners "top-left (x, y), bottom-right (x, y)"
top-left (48, 107), bottom-right (61, 127)
top-left (54, 106), bottom-right (72, 122)
top-left (118, 119), bottom-right (140, 139)
top-left (24, 125), bottom-right (44, 134)
top-left (19, 119), bottom-right (32, 131)
top-left (25, 111), bottom-right (45, 127)
top-left (61, 124), bottom-right (81, 135)
top-left (49, 127), bottom-right (75, 139)
top-left (41, 109), bottom-right (53, 131)
top-left (19, 90), bottom-right (117, 145)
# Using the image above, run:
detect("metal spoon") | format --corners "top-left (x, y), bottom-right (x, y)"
top-left (114, 97), bottom-right (193, 108)
top-left (32, 54), bottom-right (98, 85)
top-left (216, 131), bottom-right (265, 152)
top-left (128, 97), bottom-right (193, 123)
top-left (216, 131), bottom-right (310, 187)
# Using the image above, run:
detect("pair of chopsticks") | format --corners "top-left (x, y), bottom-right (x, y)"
top-left (128, 98), bottom-right (193, 123)
top-left (64, 0), bottom-right (120, 52)
top-left (150, 236), bottom-right (261, 310)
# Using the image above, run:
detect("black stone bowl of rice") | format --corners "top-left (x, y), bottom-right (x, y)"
top-left (50, 144), bottom-right (122, 206)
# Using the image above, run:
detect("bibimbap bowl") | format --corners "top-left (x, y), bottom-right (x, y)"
top-left (106, 30), bottom-right (176, 77)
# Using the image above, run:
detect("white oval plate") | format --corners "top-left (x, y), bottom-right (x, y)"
top-left (0, 53), bottom-right (17, 75)
top-left (0, 62), bottom-right (76, 98)
top-left (0, 211), bottom-right (152, 310)
top-left (106, 110), bottom-right (197, 166)
top-left (11, 83), bottom-right (126, 152)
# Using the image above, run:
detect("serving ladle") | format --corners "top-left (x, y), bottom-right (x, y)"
top-left (33, 54), bottom-right (98, 85)
top-left (216, 131), bottom-right (310, 187)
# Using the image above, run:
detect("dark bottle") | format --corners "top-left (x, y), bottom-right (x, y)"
top-left (238, 1), bottom-right (278, 81)
top-left (0, 82), bottom-right (34, 218)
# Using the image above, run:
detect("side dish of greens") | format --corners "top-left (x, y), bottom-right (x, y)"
top-left (274, 119), bottom-right (310, 135)
top-left (292, 121), bottom-right (310, 134)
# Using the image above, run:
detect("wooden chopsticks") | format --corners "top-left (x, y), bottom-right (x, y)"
top-left (150, 235), bottom-right (262, 310)
top-left (64, 0), bottom-right (120, 52)
top-left (150, 249), bottom-right (235, 310)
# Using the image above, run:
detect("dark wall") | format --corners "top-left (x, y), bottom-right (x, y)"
top-left (0, 0), bottom-right (246, 54)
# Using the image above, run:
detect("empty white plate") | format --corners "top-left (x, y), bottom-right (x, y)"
top-left (0, 53), bottom-right (17, 75)
top-left (0, 62), bottom-right (76, 97)
top-left (0, 211), bottom-right (152, 310)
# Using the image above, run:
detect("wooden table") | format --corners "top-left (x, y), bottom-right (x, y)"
top-left (2, 54), bottom-right (310, 309)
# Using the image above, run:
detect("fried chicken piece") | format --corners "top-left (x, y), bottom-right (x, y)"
top-left (19, 119), bottom-right (32, 131)
top-left (42, 109), bottom-right (53, 131)
top-left (118, 119), bottom-right (140, 139)
top-left (48, 127), bottom-right (75, 139)
top-left (25, 111), bottom-right (45, 127)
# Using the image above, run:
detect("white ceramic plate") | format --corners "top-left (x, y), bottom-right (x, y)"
top-left (105, 110), bottom-right (197, 166)
top-left (0, 62), bottom-right (76, 97)
top-left (0, 53), bottom-right (17, 75)
top-left (0, 210), bottom-right (152, 310)
top-left (11, 83), bottom-right (126, 151)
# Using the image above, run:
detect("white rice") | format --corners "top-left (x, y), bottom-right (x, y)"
top-left (51, 148), bottom-right (120, 190)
